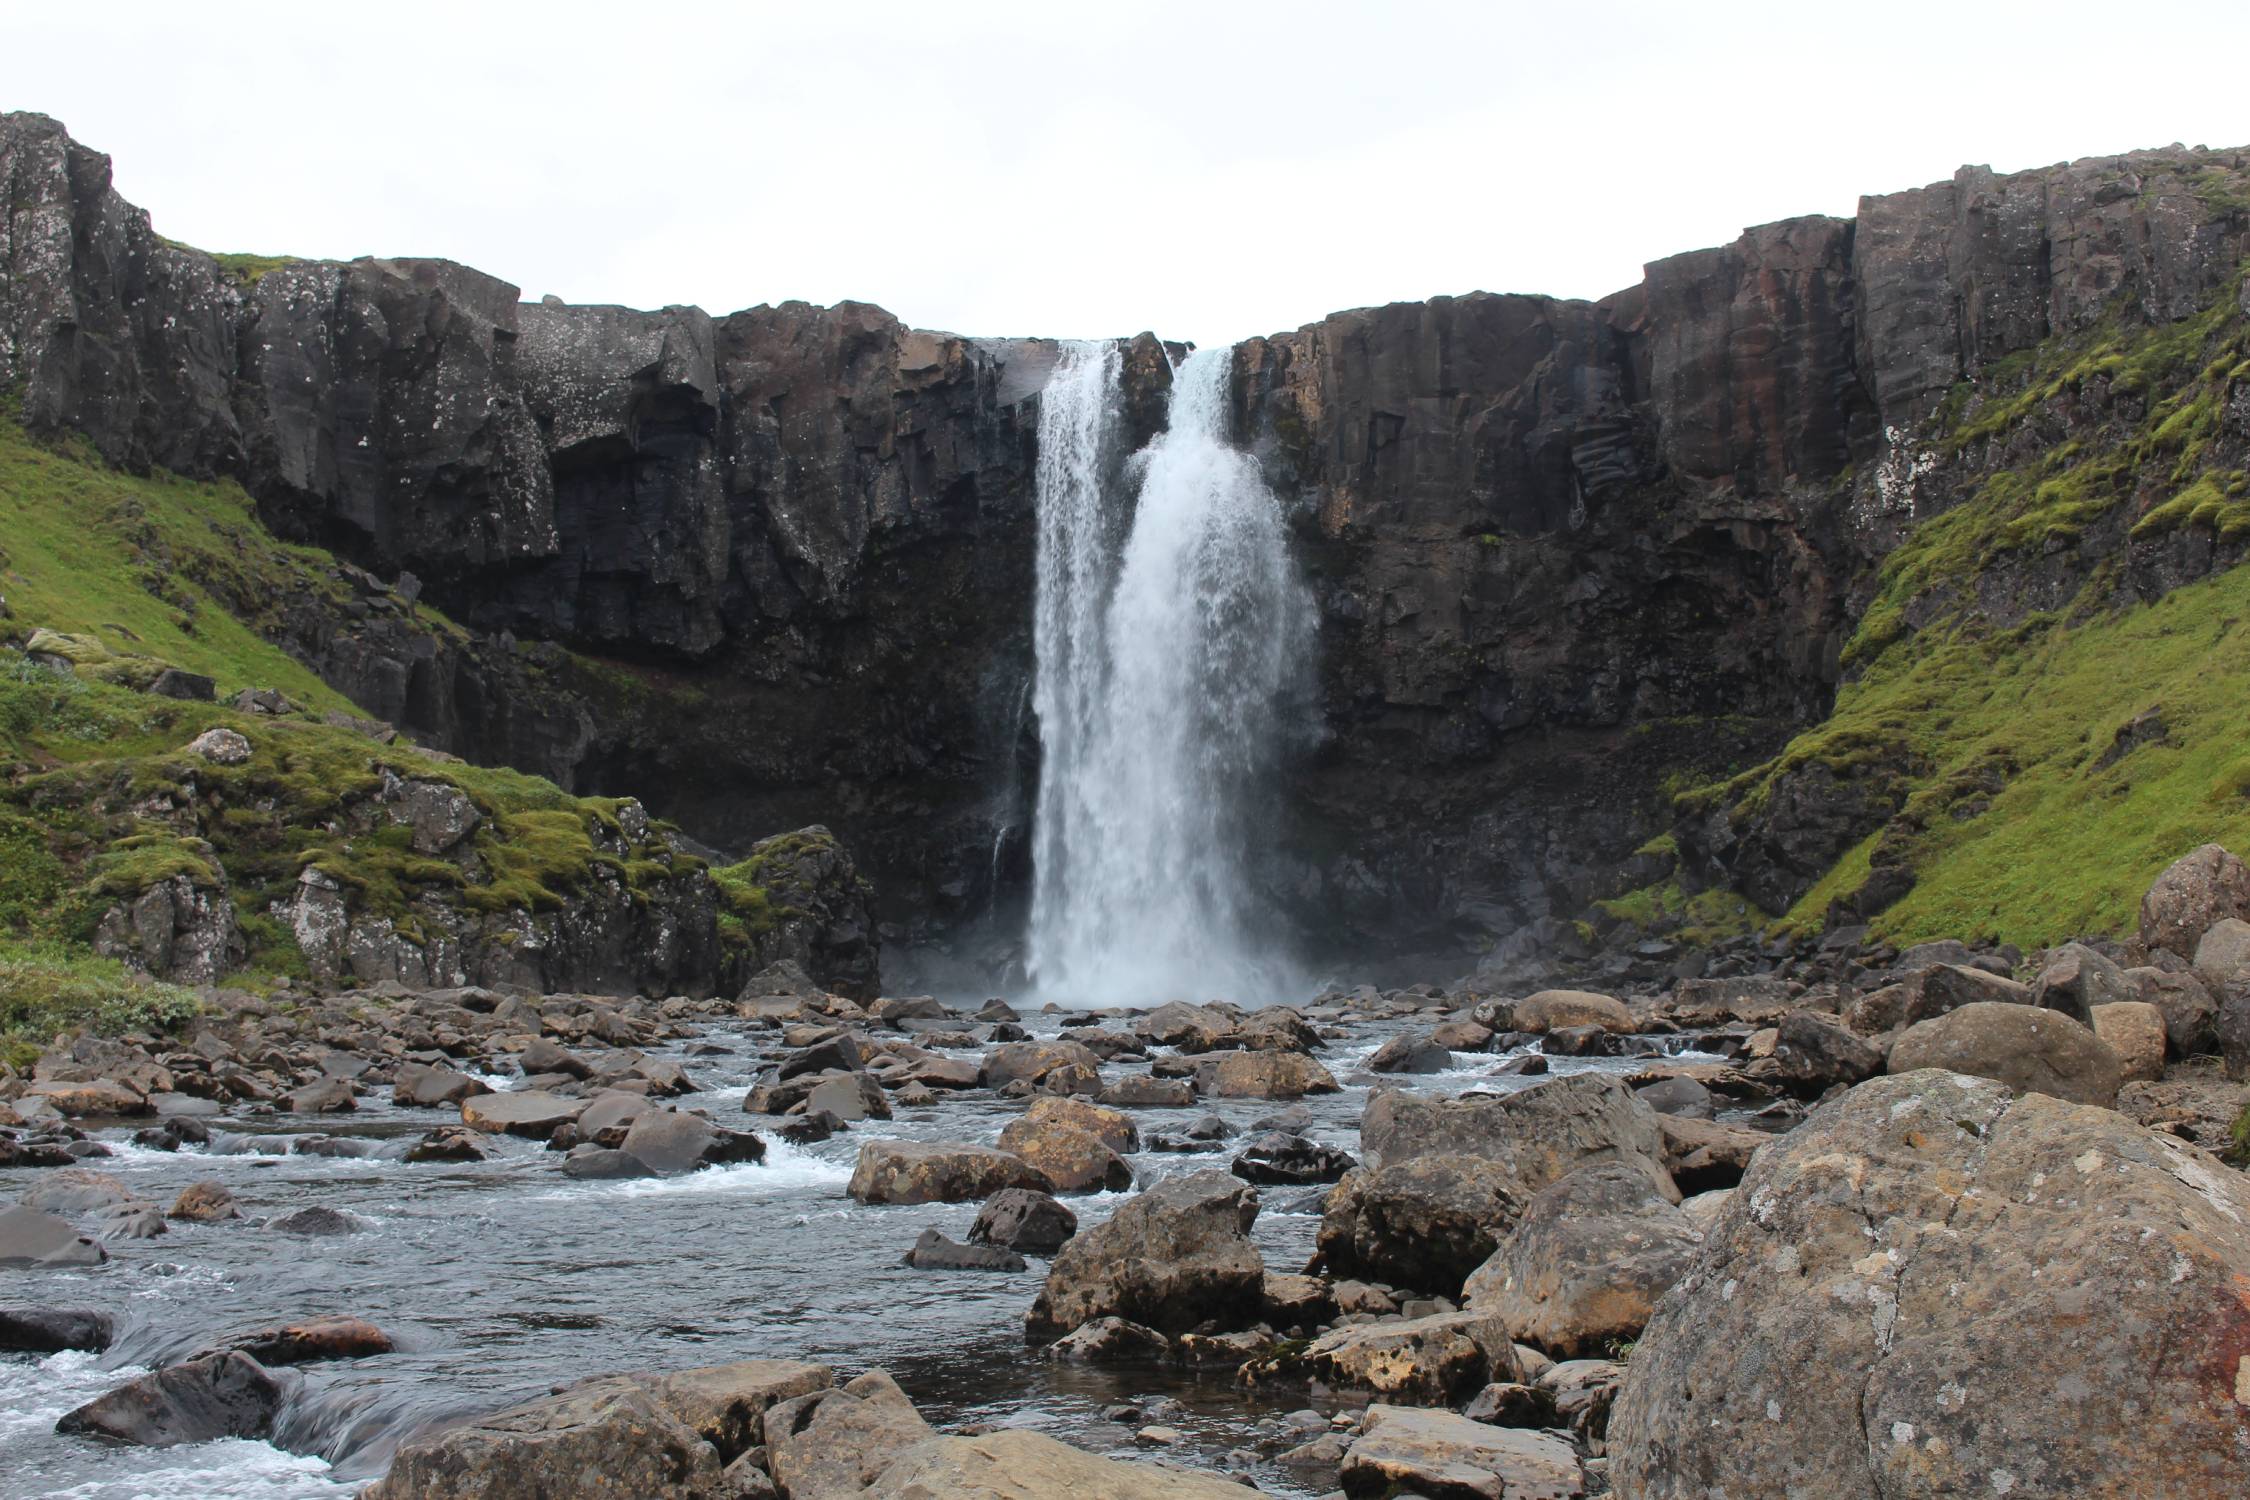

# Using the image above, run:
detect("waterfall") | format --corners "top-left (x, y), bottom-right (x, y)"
top-left (1027, 342), bottom-right (1317, 1007)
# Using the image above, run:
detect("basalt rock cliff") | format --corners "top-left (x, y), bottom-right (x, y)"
top-left (6, 108), bottom-right (2248, 983)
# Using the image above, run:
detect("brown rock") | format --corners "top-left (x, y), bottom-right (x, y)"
top-left (2139, 842), bottom-right (2250, 958)
top-left (1340, 1404), bottom-right (1585, 1499)
top-left (847, 1140), bottom-right (1054, 1205)
top-left (168, 1181), bottom-right (240, 1222)
top-left (1512, 990), bottom-right (1635, 1034)
top-left (1203, 1050), bottom-right (1338, 1099)
top-left (995, 1118), bottom-right (1132, 1194)
top-left (2090, 1001), bottom-right (2167, 1083)
top-left (1886, 1002), bottom-right (2124, 1107)
top-left (1025, 1171), bottom-right (1263, 1343)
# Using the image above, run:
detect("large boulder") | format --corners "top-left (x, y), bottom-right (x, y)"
top-left (395, 1061), bottom-right (491, 1108)
top-left (1340, 1405), bottom-right (1586, 1500)
top-left (2128, 966), bottom-right (2218, 1058)
top-left (1462, 1159), bottom-right (1701, 1358)
top-left (848, 1141), bottom-right (1054, 1204)
top-left (635, 1359), bottom-right (834, 1461)
top-left (365, 1377), bottom-right (725, 1499)
top-left (1609, 1071), bottom-right (2250, 1499)
top-left (995, 1118), bottom-right (1133, 1194)
top-left (1020, 1094), bottom-right (1140, 1153)
top-left (867, 1426), bottom-right (1262, 1497)
top-left (980, 1040), bottom-right (1104, 1091)
top-left (619, 1109), bottom-right (766, 1176)
top-left (1846, 962), bottom-right (2032, 1033)
top-left (1025, 1171), bottom-right (1264, 1344)
top-left (1315, 1154), bottom-right (1531, 1294)
top-left (2194, 918), bottom-right (2250, 1076)
top-left (1511, 990), bottom-right (1635, 1035)
top-left (55, 1352), bottom-right (285, 1446)
top-left (1764, 1011), bottom-right (1883, 1095)
top-left (2139, 842), bottom-right (2250, 958)
top-left (1361, 1075), bottom-right (1666, 1188)
top-left (1886, 1002), bottom-right (2124, 1107)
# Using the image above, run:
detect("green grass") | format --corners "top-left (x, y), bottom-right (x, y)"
top-left (0, 940), bottom-right (201, 1069)
top-left (0, 413), bottom-right (709, 989)
top-left (1756, 565), bottom-right (2250, 946)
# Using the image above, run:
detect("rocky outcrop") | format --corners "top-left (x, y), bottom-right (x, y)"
top-left (1024, 1171), bottom-right (1265, 1345)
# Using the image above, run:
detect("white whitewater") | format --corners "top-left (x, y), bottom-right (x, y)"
top-left (1027, 342), bottom-right (1316, 1007)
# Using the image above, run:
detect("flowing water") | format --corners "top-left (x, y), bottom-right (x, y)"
top-left (0, 1012), bottom-right (1717, 1498)
top-left (1027, 344), bottom-right (1318, 1008)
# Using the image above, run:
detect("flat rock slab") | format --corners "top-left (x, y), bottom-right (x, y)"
top-left (0, 1205), bottom-right (108, 1268)
top-left (870, 1426), bottom-right (1263, 1496)
top-left (1340, 1404), bottom-right (1585, 1499)
top-left (461, 1090), bottom-right (588, 1138)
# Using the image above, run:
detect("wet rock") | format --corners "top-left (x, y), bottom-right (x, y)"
top-left (1462, 1159), bottom-right (1700, 1357)
top-left (1261, 1310), bottom-right (1517, 1403)
top-left (1886, 1002), bottom-right (2124, 1106)
top-left (266, 1206), bottom-right (362, 1236)
top-left (1249, 1103), bottom-right (1314, 1134)
top-left (1099, 1074), bottom-right (1197, 1108)
top-left (562, 1146), bottom-right (656, 1180)
top-left (461, 1089), bottom-right (588, 1139)
top-left (520, 1036), bottom-right (594, 1080)
top-left (364, 1376), bottom-right (724, 1499)
top-left (1316, 1155), bottom-right (1530, 1294)
top-left (1025, 1170), bottom-right (1264, 1344)
top-left (1043, 1315), bottom-right (1173, 1363)
top-left (968, 1187), bottom-right (1078, 1254)
top-left (1431, 1019), bottom-right (1496, 1051)
top-left (132, 1117), bottom-right (212, 1152)
top-left (1609, 1070), bottom-right (2250, 1499)
top-left (1511, 990), bottom-right (1634, 1034)
top-left (2139, 842), bottom-right (2250, 958)
top-left (0, 1305), bottom-right (116, 1352)
top-left (868, 1427), bottom-right (1261, 1497)
top-left (93, 1202), bottom-right (169, 1240)
top-left (901, 1228), bottom-right (1025, 1271)
top-left (994, 1117), bottom-right (1133, 1194)
top-left (2090, 1001), bottom-right (2168, 1082)
top-left (1631, 1074), bottom-right (1712, 1118)
top-left (1369, 1032), bottom-right (1454, 1073)
top-left (55, 1351), bottom-right (285, 1447)
top-left (405, 1126), bottom-right (487, 1163)
top-left (766, 1368), bottom-right (935, 1500)
top-left (1229, 1131), bottom-right (1358, 1185)
top-left (191, 1315), bottom-right (393, 1366)
top-left (0, 1205), bottom-right (108, 1266)
top-left (394, 1061), bottom-right (491, 1107)
top-left (1362, 1074), bottom-right (1667, 1190)
top-left (777, 1110), bottom-right (846, 1145)
top-left (1202, 1050), bottom-right (1339, 1099)
top-left (801, 1072), bottom-right (891, 1122)
top-left (847, 1140), bottom-right (1054, 1204)
top-left (620, 1109), bottom-right (765, 1176)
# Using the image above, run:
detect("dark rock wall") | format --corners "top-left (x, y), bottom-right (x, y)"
top-left (6, 107), bottom-right (2246, 979)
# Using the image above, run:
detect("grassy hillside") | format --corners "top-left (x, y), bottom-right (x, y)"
top-left (1640, 266), bottom-right (2250, 951)
top-left (0, 409), bottom-right (779, 1060)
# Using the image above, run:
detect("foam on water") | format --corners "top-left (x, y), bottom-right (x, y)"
top-left (528, 1137), bottom-right (852, 1202)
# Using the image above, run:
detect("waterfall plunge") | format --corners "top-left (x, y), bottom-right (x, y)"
top-left (1027, 342), bottom-right (1317, 1008)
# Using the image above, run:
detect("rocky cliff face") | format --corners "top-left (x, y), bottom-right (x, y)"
top-left (5, 107), bottom-right (2246, 981)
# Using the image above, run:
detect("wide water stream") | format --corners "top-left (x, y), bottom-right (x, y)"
top-left (1, 1010), bottom-right (1710, 1498)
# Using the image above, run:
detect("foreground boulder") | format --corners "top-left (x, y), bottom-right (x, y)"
top-left (848, 1141), bottom-right (1055, 1204)
top-left (1608, 1070), bottom-right (2250, 1498)
top-left (1886, 1001), bottom-right (2124, 1106)
top-left (55, 1352), bottom-right (284, 1446)
top-left (766, 1369), bottom-right (935, 1498)
top-left (1025, 1171), bottom-right (1263, 1344)
top-left (1341, 1405), bottom-right (1585, 1499)
top-left (1462, 1159), bottom-right (1700, 1357)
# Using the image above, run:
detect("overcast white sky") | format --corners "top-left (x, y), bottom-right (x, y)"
top-left (7, 2), bottom-right (2247, 345)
